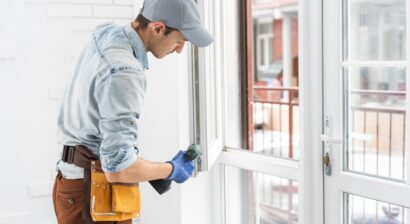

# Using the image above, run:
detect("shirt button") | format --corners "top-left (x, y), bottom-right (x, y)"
top-left (68, 199), bottom-right (74, 204)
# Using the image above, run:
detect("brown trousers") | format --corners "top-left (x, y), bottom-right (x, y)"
top-left (53, 171), bottom-right (132, 224)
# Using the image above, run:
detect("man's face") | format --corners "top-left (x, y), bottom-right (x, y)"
top-left (149, 24), bottom-right (186, 59)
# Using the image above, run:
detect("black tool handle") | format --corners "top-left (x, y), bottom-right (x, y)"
top-left (149, 179), bottom-right (172, 194)
top-left (149, 144), bottom-right (200, 195)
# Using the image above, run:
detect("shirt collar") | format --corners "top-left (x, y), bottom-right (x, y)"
top-left (122, 23), bottom-right (149, 70)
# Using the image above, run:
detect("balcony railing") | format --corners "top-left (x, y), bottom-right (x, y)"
top-left (251, 86), bottom-right (300, 223)
top-left (252, 86), bottom-right (299, 159)
top-left (349, 89), bottom-right (406, 180)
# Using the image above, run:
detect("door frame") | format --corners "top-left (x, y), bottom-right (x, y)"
top-left (323, 0), bottom-right (410, 223)
top-left (298, 0), bottom-right (324, 223)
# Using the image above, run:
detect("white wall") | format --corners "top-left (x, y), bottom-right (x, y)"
top-left (0, 0), bottom-right (215, 223)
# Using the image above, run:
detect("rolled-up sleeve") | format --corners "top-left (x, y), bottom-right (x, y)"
top-left (94, 68), bottom-right (146, 173)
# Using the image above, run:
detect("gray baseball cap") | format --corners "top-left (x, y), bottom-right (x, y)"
top-left (141, 0), bottom-right (214, 47)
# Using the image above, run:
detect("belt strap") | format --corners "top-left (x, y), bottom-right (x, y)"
top-left (62, 145), bottom-right (99, 170)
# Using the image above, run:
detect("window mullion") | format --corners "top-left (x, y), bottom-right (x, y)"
top-left (220, 148), bottom-right (299, 181)
top-left (406, 0), bottom-right (410, 185)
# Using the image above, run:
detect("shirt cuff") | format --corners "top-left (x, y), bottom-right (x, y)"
top-left (101, 148), bottom-right (137, 173)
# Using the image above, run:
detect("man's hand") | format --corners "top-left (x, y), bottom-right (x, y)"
top-left (166, 150), bottom-right (194, 183)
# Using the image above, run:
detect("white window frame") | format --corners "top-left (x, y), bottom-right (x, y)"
top-left (192, 0), bottom-right (324, 224)
top-left (189, 0), bottom-right (224, 172)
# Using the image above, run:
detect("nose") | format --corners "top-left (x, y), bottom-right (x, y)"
top-left (175, 42), bottom-right (185, 54)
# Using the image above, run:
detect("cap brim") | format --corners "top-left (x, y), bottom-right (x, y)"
top-left (181, 26), bottom-right (214, 47)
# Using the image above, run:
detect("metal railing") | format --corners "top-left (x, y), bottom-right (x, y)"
top-left (252, 86), bottom-right (299, 159)
top-left (251, 86), bottom-right (300, 223)
top-left (256, 174), bottom-right (298, 224)
top-left (349, 89), bottom-right (406, 180)
top-left (349, 194), bottom-right (407, 224)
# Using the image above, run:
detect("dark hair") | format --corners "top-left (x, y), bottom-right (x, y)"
top-left (135, 14), bottom-right (178, 35)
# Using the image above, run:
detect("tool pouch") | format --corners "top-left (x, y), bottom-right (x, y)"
top-left (90, 160), bottom-right (140, 222)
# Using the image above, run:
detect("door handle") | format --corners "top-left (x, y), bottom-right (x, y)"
top-left (321, 134), bottom-right (341, 176)
top-left (321, 116), bottom-right (341, 176)
top-left (320, 134), bottom-right (342, 145)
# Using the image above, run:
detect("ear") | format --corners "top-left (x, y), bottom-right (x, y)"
top-left (149, 21), bottom-right (166, 35)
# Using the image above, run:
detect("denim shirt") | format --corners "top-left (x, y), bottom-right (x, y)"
top-left (57, 23), bottom-right (149, 178)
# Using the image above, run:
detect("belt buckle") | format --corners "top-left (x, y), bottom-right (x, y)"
top-left (62, 146), bottom-right (75, 163)
top-left (62, 146), bottom-right (69, 162)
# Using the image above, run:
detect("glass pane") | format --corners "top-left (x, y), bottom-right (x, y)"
top-left (269, 37), bottom-right (274, 64)
top-left (344, 193), bottom-right (408, 224)
top-left (261, 39), bottom-right (266, 66)
top-left (344, 67), bottom-right (406, 180)
top-left (252, 0), bottom-right (300, 160)
top-left (345, 0), bottom-right (406, 61)
top-left (259, 23), bottom-right (273, 34)
top-left (225, 166), bottom-right (298, 224)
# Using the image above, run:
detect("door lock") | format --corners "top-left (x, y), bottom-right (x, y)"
top-left (323, 152), bottom-right (331, 176)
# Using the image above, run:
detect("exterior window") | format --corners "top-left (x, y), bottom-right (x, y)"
top-left (256, 22), bottom-right (274, 70)
top-left (247, 0), bottom-right (300, 221)
top-left (250, 0), bottom-right (300, 160)
top-left (222, 0), bottom-right (300, 223)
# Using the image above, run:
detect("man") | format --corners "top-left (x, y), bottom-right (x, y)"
top-left (53, 0), bottom-right (213, 223)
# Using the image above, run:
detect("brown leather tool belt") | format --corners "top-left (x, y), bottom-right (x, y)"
top-left (61, 145), bottom-right (99, 224)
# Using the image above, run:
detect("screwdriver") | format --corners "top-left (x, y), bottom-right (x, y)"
top-left (149, 144), bottom-right (200, 195)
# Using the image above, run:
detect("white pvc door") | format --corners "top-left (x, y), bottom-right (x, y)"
top-left (323, 0), bottom-right (410, 223)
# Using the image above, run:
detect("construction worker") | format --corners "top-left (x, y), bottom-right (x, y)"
top-left (52, 0), bottom-right (213, 223)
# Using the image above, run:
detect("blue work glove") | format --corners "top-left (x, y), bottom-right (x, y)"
top-left (166, 150), bottom-right (194, 183)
